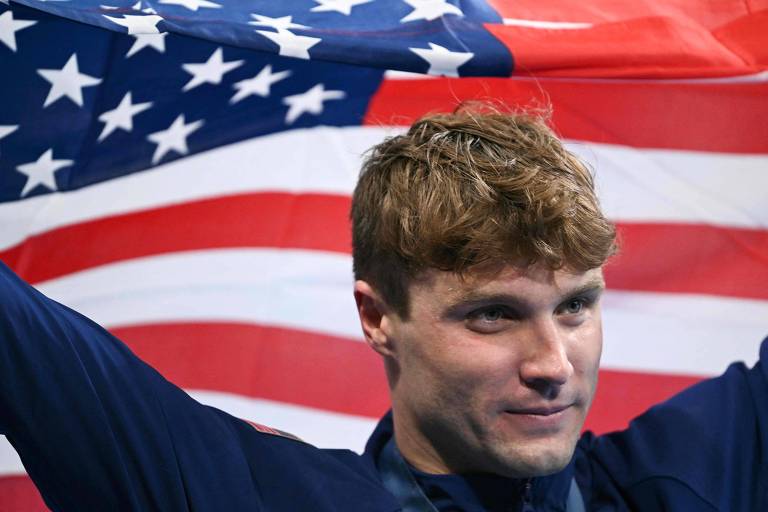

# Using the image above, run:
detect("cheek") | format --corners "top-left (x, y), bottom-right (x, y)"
top-left (587, 315), bottom-right (604, 366)
top-left (569, 317), bottom-right (603, 384)
top-left (402, 326), bottom-right (515, 399)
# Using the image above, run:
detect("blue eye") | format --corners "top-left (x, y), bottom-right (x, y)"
top-left (562, 298), bottom-right (590, 315)
top-left (465, 307), bottom-right (512, 333)
top-left (478, 308), bottom-right (504, 322)
top-left (567, 299), bottom-right (583, 314)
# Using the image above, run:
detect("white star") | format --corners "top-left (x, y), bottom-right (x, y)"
top-left (147, 114), bottom-right (204, 164)
top-left (131, 1), bottom-right (157, 14)
top-left (37, 54), bottom-right (102, 108)
top-left (282, 83), bottom-right (345, 124)
top-left (255, 28), bottom-right (321, 60)
top-left (310, 0), bottom-right (372, 15)
top-left (409, 42), bottom-right (473, 77)
top-left (0, 10), bottom-right (37, 52)
top-left (103, 13), bottom-right (164, 34)
top-left (97, 92), bottom-right (152, 142)
top-left (182, 47), bottom-right (244, 92)
top-left (400, 0), bottom-right (463, 22)
top-left (159, 0), bottom-right (221, 11)
top-left (16, 149), bottom-right (73, 197)
top-left (230, 65), bottom-right (291, 104)
top-left (0, 125), bottom-right (18, 141)
top-left (0, 124), bottom-right (17, 157)
top-left (249, 14), bottom-right (308, 31)
top-left (126, 32), bottom-right (167, 58)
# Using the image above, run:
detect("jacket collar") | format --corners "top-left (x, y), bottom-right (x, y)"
top-left (363, 411), bottom-right (576, 511)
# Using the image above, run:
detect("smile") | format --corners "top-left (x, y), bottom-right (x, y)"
top-left (509, 405), bottom-right (572, 416)
top-left (502, 404), bottom-right (574, 432)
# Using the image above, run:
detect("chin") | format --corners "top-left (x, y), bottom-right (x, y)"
top-left (491, 438), bottom-right (577, 478)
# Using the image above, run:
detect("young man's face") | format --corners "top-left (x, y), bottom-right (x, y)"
top-left (360, 264), bottom-right (604, 478)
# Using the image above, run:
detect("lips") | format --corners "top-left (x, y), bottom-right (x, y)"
top-left (506, 404), bottom-right (572, 416)
top-left (500, 404), bottom-right (575, 433)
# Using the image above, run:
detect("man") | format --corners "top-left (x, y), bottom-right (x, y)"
top-left (0, 108), bottom-right (766, 511)
top-left (352, 109), bottom-right (612, 482)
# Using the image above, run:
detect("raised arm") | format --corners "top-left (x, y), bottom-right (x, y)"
top-left (0, 261), bottom-right (402, 512)
top-left (578, 338), bottom-right (768, 510)
top-left (0, 261), bottom-right (265, 510)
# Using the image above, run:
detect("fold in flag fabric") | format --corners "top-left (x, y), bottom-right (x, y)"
top-left (0, 0), bottom-right (767, 509)
top-left (5, 0), bottom-right (768, 78)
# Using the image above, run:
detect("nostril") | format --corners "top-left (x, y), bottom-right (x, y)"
top-left (523, 376), bottom-right (564, 400)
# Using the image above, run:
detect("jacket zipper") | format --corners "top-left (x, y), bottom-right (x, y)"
top-left (520, 479), bottom-right (535, 512)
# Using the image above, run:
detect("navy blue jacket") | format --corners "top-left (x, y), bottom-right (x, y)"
top-left (1, 262), bottom-right (766, 511)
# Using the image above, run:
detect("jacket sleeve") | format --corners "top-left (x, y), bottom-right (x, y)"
top-left (0, 261), bottom-right (264, 511)
top-left (577, 337), bottom-right (768, 511)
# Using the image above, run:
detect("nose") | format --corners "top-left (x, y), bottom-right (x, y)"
top-left (519, 319), bottom-right (574, 395)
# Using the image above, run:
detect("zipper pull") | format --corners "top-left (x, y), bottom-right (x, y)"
top-left (520, 479), bottom-right (535, 512)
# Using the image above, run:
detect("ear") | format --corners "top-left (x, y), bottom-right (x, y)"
top-left (354, 280), bottom-right (397, 357)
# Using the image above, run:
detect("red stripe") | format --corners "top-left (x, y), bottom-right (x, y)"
top-left (587, 369), bottom-right (703, 433)
top-left (1, 193), bottom-right (766, 300)
top-left (487, 0), bottom-right (755, 27)
top-left (483, 0), bottom-right (767, 78)
top-left (0, 476), bottom-right (47, 512)
top-left (112, 323), bottom-right (391, 418)
top-left (605, 223), bottom-right (768, 299)
top-left (111, 322), bottom-right (705, 435)
top-left (0, 192), bottom-right (352, 285)
top-left (365, 77), bottom-right (768, 153)
top-left (484, 19), bottom-right (764, 79)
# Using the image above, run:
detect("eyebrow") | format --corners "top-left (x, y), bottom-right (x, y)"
top-left (445, 277), bottom-right (606, 314)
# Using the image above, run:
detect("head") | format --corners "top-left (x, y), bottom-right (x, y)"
top-left (352, 106), bottom-right (616, 478)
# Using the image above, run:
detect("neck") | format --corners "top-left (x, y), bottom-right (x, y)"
top-left (391, 408), bottom-right (467, 475)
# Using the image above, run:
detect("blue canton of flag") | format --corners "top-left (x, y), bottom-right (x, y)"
top-left (0, 0), bottom-right (511, 201)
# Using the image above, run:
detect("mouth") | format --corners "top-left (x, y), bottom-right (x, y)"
top-left (501, 404), bottom-right (575, 432)
top-left (507, 404), bottom-right (572, 416)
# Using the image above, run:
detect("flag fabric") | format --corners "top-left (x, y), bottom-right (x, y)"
top-left (1, 0), bottom-right (767, 509)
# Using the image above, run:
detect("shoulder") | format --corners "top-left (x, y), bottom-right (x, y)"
top-left (576, 338), bottom-right (768, 510)
top-left (217, 412), bottom-right (401, 512)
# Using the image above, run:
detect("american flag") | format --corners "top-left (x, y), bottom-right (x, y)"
top-left (1, 0), bottom-right (767, 509)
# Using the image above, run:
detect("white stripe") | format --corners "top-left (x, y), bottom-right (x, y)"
top-left (37, 248), bottom-right (364, 341)
top-left (660, 71), bottom-right (768, 84)
top-left (188, 390), bottom-right (377, 451)
top-left (502, 18), bottom-right (593, 29)
top-left (612, 71), bottom-right (768, 84)
top-left (0, 126), bottom-right (392, 250)
top-left (601, 290), bottom-right (764, 374)
top-left (383, 69), bottom-right (436, 79)
top-left (1, 127), bottom-right (766, 250)
top-left (36, 248), bottom-right (768, 376)
top-left (0, 437), bottom-right (23, 476)
top-left (380, 72), bottom-right (768, 86)
top-left (0, 393), bottom-right (378, 477)
top-left (569, 142), bottom-right (768, 228)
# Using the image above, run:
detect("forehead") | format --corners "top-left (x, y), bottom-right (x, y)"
top-left (410, 264), bottom-right (604, 309)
